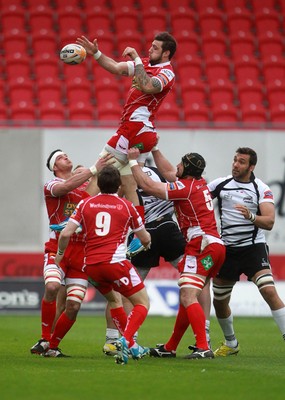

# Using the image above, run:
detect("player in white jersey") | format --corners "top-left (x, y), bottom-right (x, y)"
top-left (76, 32), bottom-right (177, 217)
top-left (207, 147), bottom-right (285, 356)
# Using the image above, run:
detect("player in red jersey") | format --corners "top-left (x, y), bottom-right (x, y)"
top-left (30, 149), bottom-right (108, 357)
top-left (76, 32), bottom-right (177, 208)
top-left (55, 165), bottom-right (151, 365)
top-left (127, 147), bottom-right (226, 359)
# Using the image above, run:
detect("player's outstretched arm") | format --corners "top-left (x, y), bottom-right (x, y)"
top-left (77, 35), bottom-right (129, 76)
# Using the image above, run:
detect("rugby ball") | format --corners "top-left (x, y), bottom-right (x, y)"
top-left (60, 43), bottom-right (86, 65)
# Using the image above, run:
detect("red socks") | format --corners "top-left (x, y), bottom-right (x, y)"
top-left (110, 304), bottom-right (148, 347)
top-left (49, 311), bottom-right (75, 349)
top-left (186, 302), bottom-right (208, 349)
top-left (165, 304), bottom-right (189, 351)
top-left (41, 298), bottom-right (56, 340)
top-left (110, 306), bottom-right (128, 335)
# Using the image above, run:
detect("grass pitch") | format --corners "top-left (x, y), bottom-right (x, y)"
top-left (0, 314), bottom-right (284, 400)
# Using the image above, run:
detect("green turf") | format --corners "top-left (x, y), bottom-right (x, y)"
top-left (0, 314), bottom-right (284, 400)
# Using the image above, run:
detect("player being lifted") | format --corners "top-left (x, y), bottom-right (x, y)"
top-left (77, 32), bottom-right (177, 253)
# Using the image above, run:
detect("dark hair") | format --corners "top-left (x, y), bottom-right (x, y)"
top-left (181, 152), bottom-right (206, 178)
top-left (236, 147), bottom-right (257, 166)
top-left (46, 149), bottom-right (62, 171)
top-left (97, 165), bottom-right (122, 194)
top-left (154, 32), bottom-right (177, 59)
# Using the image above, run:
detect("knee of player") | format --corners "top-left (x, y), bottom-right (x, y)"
top-left (66, 285), bottom-right (87, 304)
top-left (212, 281), bottom-right (235, 301)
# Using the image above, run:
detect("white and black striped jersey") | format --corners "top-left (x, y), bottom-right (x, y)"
top-left (138, 166), bottom-right (174, 224)
top-left (208, 174), bottom-right (274, 247)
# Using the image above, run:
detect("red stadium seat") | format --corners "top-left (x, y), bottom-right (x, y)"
top-left (56, 6), bottom-right (84, 32)
top-left (201, 30), bottom-right (228, 58)
top-left (94, 77), bottom-right (121, 105)
top-left (8, 77), bottom-right (35, 104)
top-left (87, 29), bottom-right (115, 57)
top-left (69, 101), bottom-right (95, 122)
top-left (181, 79), bottom-right (207, 106)
top-left (175, 31), bottom-right (201, 59)
top-left (1, 4), bottom-right (26, 32)
top-left (28, 5), bottom-right (54, 32)
top-left (39, 101), bottom-right (67, 122)
top-left (267, 79), bottom-right (285, 107)
top-left (208, 79), bottom-right (235, 106)
top-left (262, 56), bottom-right (285, 84)
top-left (204, 54), bottom-right (232, 83)
top-left (258, 31), bottom-right (284, 59)
top-left (113, 7), bottom-right (140, 32)
top-left (62, 62), bottom-right (89, 81)
top-left (37, 77), bottom-right (63, 105)
top-left (32, 29), bottom-right (58, 56)
top-left (5, 53), bottom-right (32, 80)
top-left (157, 101), bottom-right (181, 122)
top-left (240, 103), bottom-right (268, 122)
top-left (9, 101), bottom-right (37, 122)
top-left (212, 103), bottom-right (239, 122)
top-left (85, 6), bottom-right (112, 32)
top-left (227, 7), bottom-right (253, 34)
top-left (97, 101), bottom-right (122, 121)
top-left (65, 77), bottom-right (92, 105)
top-left (234, 55), bottom-right (261, 84)
top-left (177, 55), bottom-right (204, 81)
top-left (59, 28), bottom-right (83, 50)
top-left (116, 30), bottom-right (144, 57)
top-left (198, 7), bottom-right (225, 32)
top-left (184, 102), bottom-right (210, 122)
top-left (229, 30), bottom-right (257, 59)
top-left (170, 8), bottom-right (197, 35)
top-left (238, 79), bottom-right (265, 108)
top-left (2, 28), bottom-right (29, 56)
top-left (270, 103), bottom-right (285, 122)
top-left (33, 53), bottom-right (61, 81)
top-left (254, 8), bottom-right (281, 35)
top-left (141, 6), bottom-right (168, 39)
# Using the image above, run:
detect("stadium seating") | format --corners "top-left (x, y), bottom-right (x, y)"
top-left (37, 77), bottom-right (63, 105)
top-left (28, 5), bottom-right (54, 33)
top-left (212, 103), bottom-right (239, 122)
top-left (2, 0), bottom-right (285, 125)
top-left (184, 103), bottom-right (210, 122)
top-left (201, 30), bottom-right (228, 58)
top-left (208, 79), bottom-right (235, 106)
top-left (9, 101), bottom-right (37, 122)
top-left (33, 53), bottom-right (60, 81)
top-left (198, 7), bottom-right (225, 32)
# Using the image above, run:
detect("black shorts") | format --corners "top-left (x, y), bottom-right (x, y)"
top-left (132, 215), bottom-right (186, 271)
top-left (216, 243), bottom-right (271, 282)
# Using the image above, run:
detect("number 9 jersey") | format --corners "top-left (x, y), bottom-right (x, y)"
top-left (69, 193), bottom-right (145, 266)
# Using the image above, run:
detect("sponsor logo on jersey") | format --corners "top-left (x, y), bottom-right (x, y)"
top-left (176, 181), bottom-right (185, 189)
top-left (167, 181), bottom-right (185, 191)
top-left (161, 68), bottom-right (174, 81)
top-left (243, 195), bottom-right (253, 204)
top-left (263, 190), bottom-right (273, 199)
top-left (64, 202), bottom-right (77, 217)
top-left (133, 143), bottom-right (144, 150)
top-left (201, 255), bottom-right (214, 270)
